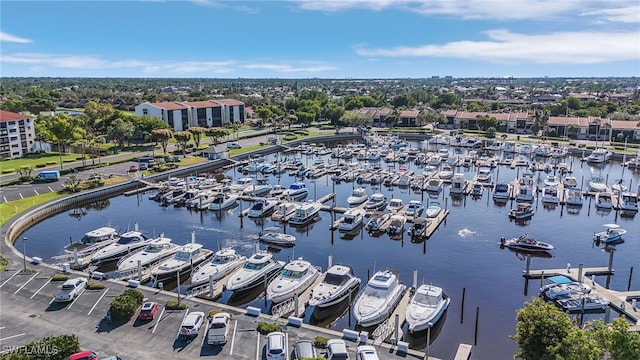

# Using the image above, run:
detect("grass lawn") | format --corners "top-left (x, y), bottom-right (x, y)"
top-left (0, 191), bottom-right (65, 228)
top-left (1, 153), bottom-right (82, 174)
top-left (228, 144), bottom-right (269, 156)
top-left (178, 156), bottom-right (208, 166)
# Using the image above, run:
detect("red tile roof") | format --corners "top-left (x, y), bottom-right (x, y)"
top-left (183, 101), bottom-right (221, 109)
top-left (213, 99), bottom-right (243, 106)
top-left (0, 110), bottom-right (34, 122)
top-left (149, 102), bottom-right (187, 110)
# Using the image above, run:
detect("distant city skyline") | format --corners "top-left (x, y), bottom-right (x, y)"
top-left (1, 1), bottom-right (639, 78)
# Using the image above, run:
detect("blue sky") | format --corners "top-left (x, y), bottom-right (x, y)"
top-left (1, 0), bottom-right (639, 78)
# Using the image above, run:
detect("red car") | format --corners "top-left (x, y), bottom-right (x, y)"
top-left (138, 301), bottom-right (159, 320)
top-left (69, 351), bottom-right (99, 360)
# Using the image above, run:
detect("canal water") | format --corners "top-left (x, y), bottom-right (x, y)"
top-left (21, 143), bottom-right (640, 360)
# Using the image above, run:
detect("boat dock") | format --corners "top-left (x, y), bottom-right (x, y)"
top-left (372, 288), bottom-right (414, 344)
top-left (270, 273), bottom-right (326, 318)
top-left (425, 209), bottom-right (449, 239)
top-left (188, 272), bottom-right (236, 300)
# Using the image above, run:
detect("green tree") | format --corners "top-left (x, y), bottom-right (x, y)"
top-left (592, 317), bottom-right (640, 359)
top-left (204, 127), bottom-right (228, 146)
top-left (173, 131), bottom-right (192, 157)
top-left (486, 126), bottom-right (496, 138)
top-left (323, 102), bottom-right (345, 126)
top-left (0, 98), bottom-right (25, 113)
top-left (151, 128), bottom-right (173, 154)
top-left (188, 126), bottom-right (207, 149)
top-left (567, 97), bottom-right (582, 110)
top-left (107, 118), bottom-right (135, 147)
top-left (567, 124), bottom-right (580, 139)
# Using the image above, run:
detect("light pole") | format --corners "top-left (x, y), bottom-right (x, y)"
top-left (22, 237), bottom-right (27, 272)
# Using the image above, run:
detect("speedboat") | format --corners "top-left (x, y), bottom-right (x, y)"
top-left (266, 258), bottom-right (321, 304)
top-left (364, 193), bottom-right (387, 211)
top-left (247, 198), bottom-right (278, 218)
top-left (449, 173), bottom-right (467, 195)
top-left (225, 250), bottom-right (284, 292)
top-left (543, 174), bottom-right (559, 187)
top-left (386, 214), bottom-right (406, 236)
top-left (90, 230), bottom-right (152, 264)
top-left (283, 182), bottom-right (309, 201)
top-left (595, 191), bottom-right (614, 209)
top-left (347, 187), bottom-right (369, 206)
top-left (208, 192), bottom-right (239, 211)
top-left (539, 275), bottom-right (591, 301)
top-left (425, 201), bottom-right (442, 218)
top-left (565, 188), bottom-right (584, 207)
top-left (588, 176), bottom-right (607, 193)
top-left (289, 201), bottom-right (322, 226)
top-left (471, 183), bottom-right (484, 197)
top-left (592, 224), bottom-right (627, 245)
top-left (407, 217), bottom-right (430, 238)
top-left (405, 200), bottom-right (424, 218)
top-left (562, 176), bottom-right (578, 189)
top-left (499, 234), bottom-right (554, 252)
top-left (189, 248), bottom-right (247, 287)
top-left (338, 208), bottom-right (366, 232)
top-left (259, 227), bottom-right (296, 246)
top-left (556, 296), bottom-right (608, 313)
top-left (425, 178), bottom-right (443, 193)
top-left (619, 192), bottom-right (639, 213)
top-left (365, 212), bottom-right (390, 232)
top-left (438, 165), bottom-right (454, 180)
top-left (271, 201), bottom-right (298, 222)
top-left (117, 236), bottom-right (179, 273)
top-left (387, 198), bottom-right (405, 213)
top-left (229, 177), bottom-right (255, 192)
top-left (151, 242), bottom-right (213, 282)
top-left (353, 269), bottom-right (406, 327)
top-left (515, 177), bottom-right (535, 202)
top-left (65, 226), bottom-right (119, 255)
top-left (508, 203), bottom-right (534, 220)
top-left (541, 186), bottom-right (559, 204)
top-left (586, 148), bottom-right (611, 164)
top-left (477, 167), bottom-right (492, 184)
top-left (308, 265), bottom-right (361, 308)
top-left (493, 182), bottom-right (511, 201)
top-left (405, 284), bottom-right (450, 332)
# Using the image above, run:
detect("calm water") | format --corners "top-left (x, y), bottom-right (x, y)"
top-left (21, 143), bottom-right (640, 360)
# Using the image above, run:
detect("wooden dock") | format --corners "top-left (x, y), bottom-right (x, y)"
top-left (190, 272), bottom-right (236, 300)
top-left (372, 288), bottom-right (413, 344)
top-left (425, 209), bottom-right (449, 238)
top-left (523, 266), bottom-right (614, 279)
top-left (454, 344), bottom-right (473, 360)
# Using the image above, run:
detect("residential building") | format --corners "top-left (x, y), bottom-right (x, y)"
top-left (134, 99), bottom-right (245, 131)
top-left (351, 107), bottom-right (392, 127)
top-left (399, 109), bottom-right (420, 127)
top-left (0, 110), bottom-right (35, 159)
top-left (443, 110), bottom-right (532, 133)
top-left (547, 116), bottom-right (640, 142)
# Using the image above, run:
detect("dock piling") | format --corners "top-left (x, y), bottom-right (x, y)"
top-left (460, 287), bottom-right (466, 324)
top-left (413, 269), bottom-right (418, 289)
top-left (628, 266), bottom-right (634, 292)
top-left (474, 307), bottom-right (479, 346)
top-left (525, 255), bottom-right (531, 276)
top-left (578, 264), bottom-right (584, 283)
top-left (328, 254), bottom-right (333, 269)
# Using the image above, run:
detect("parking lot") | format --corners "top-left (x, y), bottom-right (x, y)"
top-left (0, 266), bottom-right (428, 360)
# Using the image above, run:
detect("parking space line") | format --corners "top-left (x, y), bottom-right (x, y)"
top-left (285, 332), bottom-right (289, 360)
top-left (200, 318), bottom-right (210, 348)
top-left (14, 272), bottom-right (39, 294)
top-left (175, 309), bottom-right (190, 339)
top-left (30, 277), bottom-right (52, 299)
top-left (67, 289), bottom-right (86, 310)
top-left (0, 270), bottom-right (20, 288)
top-left (87, 288), bottom-right (109, 315)
top-left (229, 319), bottom-right (238, 355)
top-left (152, 306), bottom-right (165, 334)
top-left (255, 332), bottom-right (261, 360)
top-left (0, 333), bottom-right (26, 342)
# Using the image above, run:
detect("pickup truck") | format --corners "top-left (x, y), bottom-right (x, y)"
top-left (207, 312), bottom-right (232, 345)
top-left (54, 277), bottom-right (88, 302)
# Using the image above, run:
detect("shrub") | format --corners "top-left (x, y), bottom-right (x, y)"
top-left (165, 300), bottom-right (187, 310)
top-left (208, 309), bottom-right (222, 318)
top-left (313, 336), bottom-right (329, 348)
top-left (46, 161), bottom-right (57, 165)
top-left (0, 334), bottom-right (80, 360)
top-left (1, 168), bottom-right (15, 174)
top-left (86, 281), bottom-right (105, 290)
top-left (35, 163), bottom-right (47, 168)
top-left (109, 289), bottom-right (144, 321)
top-left (52, 274), bottom-right (69, 281)
top-left (283, 134), bottom-right (297, 141)
top-left (257, 322), bottom-right (283, 334)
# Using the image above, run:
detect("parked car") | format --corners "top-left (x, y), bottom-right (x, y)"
top-left (54, 277), bottom-right (88, 302)
top-left (227, 142), bottom-right (242, 149)
top-left (128, 164), bottom-right (138, 172)
top-left (356, 345), bottom-right (380, 360)
top-left (69, 351), bottom-right (99, 360)
top-left (178, 311), bottom-right (205, 340)
top-left (326, 339), bottom-right (350, 360)
top-left (138, 301), bottom-right (159, 321)
top-left (293, 339), bottom-right (317, 359)
top-left (138, 162), bottom-right (148, 170)
top-left (207, 312), bottom-right (232, 345)
top-left (265, 331), bottom-right (286, 360)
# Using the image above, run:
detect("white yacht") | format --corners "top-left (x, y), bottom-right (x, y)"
top-left (90, 230), bottom-right (151, 264)
top-left (449, 173), bottom-right (467, 195)
top-left (242, 183), bottom-right (272, 197)
top-left (65, 226), bottom-right (119, 255)
top-left (562, 176), bottom-right (578, 189)
top-left (405, 200), bottom-right (424, 218)
top-left (347, 187), bottom-right (369, 206)
top-left (493, 182), bottom-right (511, 201)
top-left (407, 217), bottom-right (430, 238)
top-left (151, 242), bottom-right (213, 282)
top-left (308, 265), bottom-right (361, 308)
top-left (503, 142), bottom-right (517, 153)
top-left (353, 270), bottom-right (406, 327)
top-left (226, 250), bottom-right (284, 292)
top-left (543, 174), bottom-right (560, 187)
top-left (271, 201), bottom-right (298, 222)
top-left (477, 167), bottom-right (492, 184)
top-left (425, 201), bottom-right (442, 218)
top-left (588, 176), bottom-right (608, 193)
top-left (426, 178), bottom-right (443, 193)
top-left (541, 186), bottom-right (559, 204)
top-left (619, 192), bottom-right (639, 213)
top-left (387, 198), bottom-right (405, 213)
top-left (266, 258), bottom-right (321, 304)
top-left (283, 182), bottom-right (309, 201)
top-left (516, 177), bottom-right (535, 202)
top-left (586, 148), bottom-right (611, 163)
top-left (386, 214), bottom-right (406, 236)
top-left (259, 228), bottom-right (296, 247)
top-left (289, 201), bottom-right (322, 226)
top-left (229, 177), bottom-right (255, 192)
top-left (365, 212), bottom-right (391, 232)
top-left (438, 165), bottom-right (454, 180)
top-left (208, 192), bottom-right (239, 211)
top-left (248, 198), bottom-right (278, 218)
top-left (595, 191), bottom-right (614, 210)
top-left (364, 193), bottom-right (388, 211)
top-left (190, 248), bottom-right (247, 287)
top-left (565, 188), bottom-right (584, 207)
top-left (437, 148), bottom-right (449, 160)
top-left (405, 284), bottom-right (450, 332)
top-left (338, 208), bottom-right (366, 232)
top-left (117, 236), bottom-right (178, 273)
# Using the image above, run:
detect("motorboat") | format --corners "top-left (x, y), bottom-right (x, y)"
top-left (437, 148), bottom-right (449, 160)
top-left (619, 192), bottom-right (639, 213)
top-left (65, 226), bottom-right (119, 255)
top-left (271, 201), bottom-right (298, 222)
top-left (225, 250), bottom-right (284, 292)
top-left (562, 176), bottom-right (578, 189)
top-left (308, 265), bottom-right (361, 308)
top-left (242, 182), bottom-right (272, 197)
top-left (266, 258), bottom-right (321, 304)
top-left (189, 248), bottom-right (247, 287)
top-left (595, 191), bottom-right (614, 209)
top-left (471, 183), bottom-right (484, 197)
top-left (565, 188), bottom-right (584, 207)
top-left (586, 148), bottom-right (611, 163)
top-left (477, 167), bottom-right (492, 184)
top-left (347, 187), bottom-right (369, 206)
top-left (353, 269), bottom-right (406, 327)
top-left (425, 178), bottom-right (443, 193)
top-left (425, 201), bottom-right (442, 218)
top-left (405, 284), bottom-right (450, 332)
top-left (247, 198), bottom-right (278, 218)
top-left (556, 296), bottom-right (608, 313)
top-left (611, 180), bottom-right (628, 194)
top-left (539, 276), bottom-right (592, 301)
top-left (397, 175), bottom-right (412, 188)
top-left (407, 217), bottom-right (430, 238)
top-left (514, 155), bottom-right (529, 167)
top-left (386, 214), bottom-right (406, 236)
top-left (208, 192), bottom-right (239, 211)
top-left (515, 177), bottom-right (535, 202)
top-left (229, 177), bottom-right (255, 192)
top-left (405, 200), bottom-right (424, 218)
top-left (437, 165), bottom-right (454, 180)
top-left (117, 236), bottom-right (179, 273)
top-left (90, 230), bottom-right (152, 264)
top-left (508, 203), bottom-right (534, 220)
top-left (592, 224), bottom-right (627, 245)
top-left (283, 182), bottom-right (309, 201)
top-left (288, 201), bottom-right (322, 226)
top-left (338, 208), bottom-right (366, 232)
top-left (493, 182), bottom-right (511, 201)
top-left (151, 242), bottom-right (213, 282)
top-left (174, 188), bottom-right (200, 207)
top-left (187, 189), bottom-right (218, 210)
top-left (365, 212), bottom-right (391, 232)
top-left (534, 144), bottom-right (551, 157)
top-left (503, 142), bottom-right (517, 153)
top-left (364, 193), bottom-right (388, 211)
top-left (387, 198), bottom-right (405, 213)
top-left (449, 173), bottom-right (467, 195)
top-left (541, 186), bottom-right (559, 204)
top-left (499, 234), bottom-right (554, 252)
top-left (259, 227), bottom-right (296, 246)
top-left (543, 174), bottom-right (559, 187)
top-left (588, 176), bottom-right (607, 193)
top-left (519, 144), bottom-right (533, 155)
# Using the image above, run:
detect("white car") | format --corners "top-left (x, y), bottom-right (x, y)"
top-left (327, 339), bottom-right (350, 360)
top-left (207, 312), bottom-right (232, 345)
top-left (227, 142), bottom-right (242, 149)
top-left (54, 277), bottom-right (88, 302)
top-left (178, 311), bottom-right (205, 340)
top-left (265, 331), bottom-right (286, 360)
top-left (356, 345), bottom-right (380, 360)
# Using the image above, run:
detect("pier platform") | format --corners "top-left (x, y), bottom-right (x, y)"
top-left (425, 209), bottom-right (449, 239)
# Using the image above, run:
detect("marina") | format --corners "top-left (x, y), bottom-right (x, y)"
top-left (17, 136), bottom-right (640, 359)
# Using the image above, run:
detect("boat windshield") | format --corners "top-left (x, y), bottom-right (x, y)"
top-left (212, 256), bottom-right (231, 264)
top-left (145, 244), bottom-right (165, 253)
top-left (281, 268), bottom-right (307, 278)
top-left (244, 261), bottom-right (267, 270)
top-left (81, 233), bottom-right (112, 244)
top-left (116, 234), bottom-right (145, 245)
top-left (175, 250), bottom-right (196, 261)
top-left (366, 284), bottom-right (390, 292)
top-left (413, 293), bottom-right (439, 306)
top-left (324, 273), bottom-right (348, 286)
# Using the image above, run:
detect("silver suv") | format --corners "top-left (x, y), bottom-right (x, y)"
top-left (326, 339), bottom-right (350, 360)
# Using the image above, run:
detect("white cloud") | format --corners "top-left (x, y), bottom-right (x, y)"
top-left (243, 63), bottom-right (338, 72)
top-left (0, 32), bottom-right (33, 43)
top-left (354, 29), bottom-right (640, 64)
top-left (580, 5), bottom-right (640, 24)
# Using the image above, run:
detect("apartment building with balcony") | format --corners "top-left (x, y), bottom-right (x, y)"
top-left (0, 110), bottom-right (35, 159)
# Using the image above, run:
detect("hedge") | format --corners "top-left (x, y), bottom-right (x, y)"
top-left (165, 300), bottom-right (187, 310)
top-left (109, 288), bottom-right (144, 321)
top-left (52, 274), bottom-right (70, 281)
top-left (257, 322), bottom-right (283, 334)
